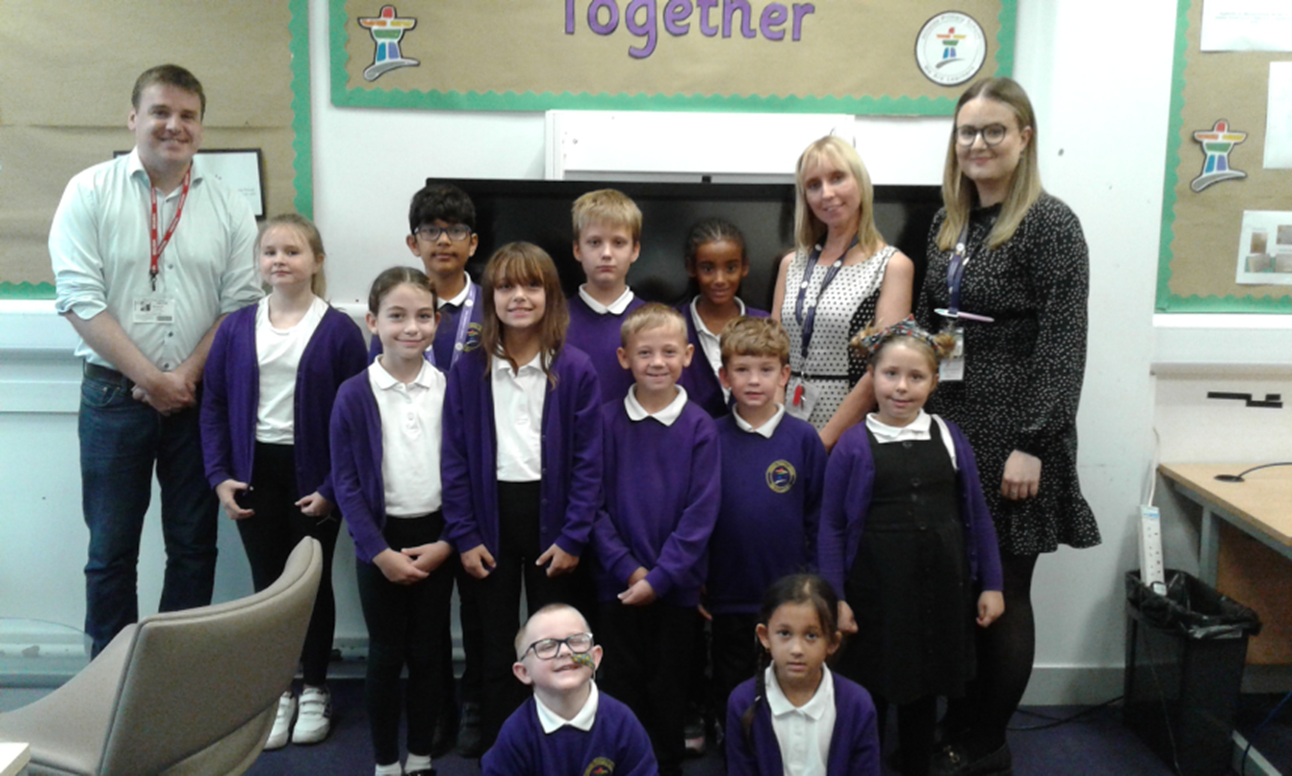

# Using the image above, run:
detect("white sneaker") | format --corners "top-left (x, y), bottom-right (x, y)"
top-left (265, 691), bottom-right (295, 750)
top-left (293, 686), bottom-right (332, 744)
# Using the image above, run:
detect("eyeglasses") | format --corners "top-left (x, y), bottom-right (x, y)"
top-left (414, 224), bottom-right (473, 242)
top-left (521, 633), bottom-right (594, 660)
top-left (954, 124), bottom-right (1009, 147)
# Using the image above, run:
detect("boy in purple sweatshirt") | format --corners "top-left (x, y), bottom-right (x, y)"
top-left (593, 303), bottom-right (721, 776)
top-left (566, 189), bottom-right (646, 403)
top-left (481, 604), bottom-right (657, 776)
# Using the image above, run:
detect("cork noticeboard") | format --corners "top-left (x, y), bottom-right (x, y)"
top-left (0, 0), bottom-right (313, 300)
top-left (330, 0), bottom-right (1016, 116)
top-left (1158, 0), bottom-right (1292, 312)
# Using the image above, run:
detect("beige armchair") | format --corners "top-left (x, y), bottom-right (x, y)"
top-left (0, 537), bottom-right (322, 775)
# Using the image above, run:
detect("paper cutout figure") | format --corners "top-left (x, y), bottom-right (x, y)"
top-left (359, 5), bottom-right (419, 81)
top-left (1191, 120), bottom-right (1247, 192)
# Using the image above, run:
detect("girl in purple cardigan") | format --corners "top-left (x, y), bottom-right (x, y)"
top-left (442, 242), bottom-right (603, 749)
top-left (726, 574), bottom-right (880, 775)
top-left (201, 214), bottom-right (366, 750)
top-left (819, 318), bottom-right (1005, 776)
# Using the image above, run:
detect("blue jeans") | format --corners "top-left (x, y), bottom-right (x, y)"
top-left (79, 374), bottom-right (218, 656)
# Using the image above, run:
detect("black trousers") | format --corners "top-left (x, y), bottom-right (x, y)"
top-left (238, 442), bottom-right (340, 686)
top-left (470, 481), bottom-right (584, 739)
top-left (711, 612), bottom-right (760, 723)
top-left (355, 513), bottom-right (454, 766)
top-left (599, 602), bottom-right (696, 776)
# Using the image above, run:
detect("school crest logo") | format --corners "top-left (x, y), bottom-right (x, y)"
top-left (914, 12), bottom-right (987, 86)
top-left (584, 757), bottom-right (615, 775)
top-left (766, 460), bottom-right (797, 493)
top-left (463, 322), bottom-right (483, 352)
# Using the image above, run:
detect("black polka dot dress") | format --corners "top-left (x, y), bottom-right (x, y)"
top-left (917, 194), bottom-right (1100, 555)
top-left (781, 244), bottom-right (896, 430)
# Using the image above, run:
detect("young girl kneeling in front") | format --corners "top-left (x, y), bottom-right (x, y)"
top-left (725, 574), bottom-right (880, 775)
top-left (331, 267), bottom-right (455, 776)
top-left (441, 242), bottom-right (603, 750)
top-left (819, 318), bottom-right (1005, 776)
top-left (201, 213), bottom-right (367, 749)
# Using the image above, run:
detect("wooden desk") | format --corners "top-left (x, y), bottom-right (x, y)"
top-left (1158, 463), bottom-right (1292, 586)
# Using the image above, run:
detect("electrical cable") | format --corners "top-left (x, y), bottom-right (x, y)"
top-left (1007, 695), bottom-right (1123, 731)
top-left (1239, 689), bottom-right (1292, 776)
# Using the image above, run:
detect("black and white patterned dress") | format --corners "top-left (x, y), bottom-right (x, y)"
top-left (917, 194), bottom-right (1100, 555)
top-left (781, 244), bottom-right (896, 430)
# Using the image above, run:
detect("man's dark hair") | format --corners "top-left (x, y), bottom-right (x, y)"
top-left (132, 65), bottom-right (206, 119)
top-left (408, 183), bottom-right (476, 234)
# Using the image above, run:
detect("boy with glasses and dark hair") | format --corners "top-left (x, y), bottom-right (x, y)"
top-left (482, 604), bottom-right (657, 775)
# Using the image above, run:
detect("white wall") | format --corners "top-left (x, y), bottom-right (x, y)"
top-left (5, 0), bottom-right (1287, 703)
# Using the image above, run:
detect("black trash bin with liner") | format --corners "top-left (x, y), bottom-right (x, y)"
top-left (1124, 569), bottom-right (1263, 776)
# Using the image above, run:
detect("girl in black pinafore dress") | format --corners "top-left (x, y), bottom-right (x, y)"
top-left (818, 318), bottom-right (1005, 776)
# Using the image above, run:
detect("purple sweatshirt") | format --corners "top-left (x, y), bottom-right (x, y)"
top-left (201, 303), bottom-right (367, 504)
top-left (707, 412), bottom-right (826, 615)
top-left (675, 298), bottom-right (769, 418)
top-left (441, 346), bottom-right (603, 559)
top-left (818, 416), bottom-right (1005, 601)
top-left (482, 691), bottom-right (658, 776)
top-left (725, 672), bottom-right (880, 776)
top-left (593, 396), bottom-right (720, 607)
top-left (566, 293), bottom-right (645, 403)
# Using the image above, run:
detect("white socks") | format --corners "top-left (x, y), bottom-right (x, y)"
top-left (374, 763), bottom-right (401, 776)
top-left (405, 753), bottom-right (432, 772)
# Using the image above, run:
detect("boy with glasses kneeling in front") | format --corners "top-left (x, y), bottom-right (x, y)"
top-left (481, 604), bottom-right (658, 776)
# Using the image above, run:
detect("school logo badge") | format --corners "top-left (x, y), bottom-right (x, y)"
top-left (584, 757), bottom-right (615, 775)
top-left (357, 5), bottom-right (420, 82)
top-left (914, 12), bottom-right (987, 87)
top-left (766, 460), bottom-right (797, 493)
top-left (463, 322), bottom-right (483, 351)
top-left (1190, 120), bottom-right (1247, 192)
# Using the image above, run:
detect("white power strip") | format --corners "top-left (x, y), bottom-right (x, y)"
top-left (1139, 505), bottom-right (1166, 593)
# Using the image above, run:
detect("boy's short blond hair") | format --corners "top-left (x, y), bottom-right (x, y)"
top-left (620, 302), bottom-right (687, 347)
top-left (571, 189), bottom-right (642, 243)
top-left (514, 603), bottom-right (590, 659)
top-left (719, 317), bottom-right (791, 368)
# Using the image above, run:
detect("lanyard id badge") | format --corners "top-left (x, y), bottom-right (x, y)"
top-left (428, 281), bottom-right (480, 371)
top-left (148, 168), bottom-right (192, 292)
top-left (939, 325), bottom-right (966, 381)
top-left (793, 234), bottom-right (859, 360)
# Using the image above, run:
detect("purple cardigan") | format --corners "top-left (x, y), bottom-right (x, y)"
top-left (725, 671), bottom-right (880, 776)
top-left (675, 298), bottom-right (769, 418)
top-left (201, 303), bottom-right (367, 504)
top-left (441, 346), bottom-right (603, 559)
top-left (329, 371), bottom-right (406, 562)
top-left (818, 416), bottom-right (1004, 600)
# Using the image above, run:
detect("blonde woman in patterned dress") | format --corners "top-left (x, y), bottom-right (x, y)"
top-left (918, 78), bottom-right (1100, 776)
top-left (772, 136), bottom-right (914, 451)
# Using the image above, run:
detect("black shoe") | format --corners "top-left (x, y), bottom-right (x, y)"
top-left (406, 770), bottom-right (437, 776)
top-left (456, 702), bottom-right (489, 758)
top-left (930, 742), bottom-right (1012, 776)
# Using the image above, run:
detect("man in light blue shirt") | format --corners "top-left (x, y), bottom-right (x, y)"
top-left (50, 64), bottom-right (260, 656)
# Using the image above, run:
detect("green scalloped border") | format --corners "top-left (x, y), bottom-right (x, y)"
top-left (330, 0), bottom-right (1016, 115)
top-left (1156, 0), bottom-right (1292, 313)
top-left (3, 2), bottom-right (313, 301)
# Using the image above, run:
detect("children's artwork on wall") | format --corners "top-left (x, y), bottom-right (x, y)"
top-left (1190, 120), bottom-right (1248, 192)
top-left (0, 0), bottom-right (313, 300)
top-left (332, 0), bottom-right (1016, 116)
top-left (1158, 0), bottom-right (1292, 311)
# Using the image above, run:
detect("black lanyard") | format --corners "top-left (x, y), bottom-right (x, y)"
top-left (793, 234), bottom-right (859, 360)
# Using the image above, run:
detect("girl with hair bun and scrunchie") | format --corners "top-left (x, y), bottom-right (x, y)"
top-left (917, 77), bottom-right (1100, 776)
top-left (819, 318), bottom-right (1004, 776)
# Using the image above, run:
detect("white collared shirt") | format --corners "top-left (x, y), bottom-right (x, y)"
top-left (689, 296), bottom-right (747, 403)
top-left (733, 403), bottom-right (785, 439)
top-left (624, 385), bottom-right (688, 427)
top-left (534, 681), bottom-right (600, 734)
top-left (864, 410), bottom-right (957, 469)
top-left (439, 277), bottom-right (472, 309)
top-left (578, 285), bottom-right (635, 315)
top-left (765, 665), bottom-right (836, 776)
top-left (255, 295), bottom-right (327, 443)
top-left (492, 353), bottom-right (546, 482)
top-left (368, 358), bottom-right (445, 517)
top-left (51, 149), bottom-right (261, 370)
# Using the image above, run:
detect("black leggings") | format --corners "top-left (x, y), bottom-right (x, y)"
top-left (238, 442), bottom-right (340, 687)
top-left (355, 513), bottom-right (454, 766)
top-left (874, 694), bottom-right (939, 776)
top-left (943, 551), bottom-right (1038, 753)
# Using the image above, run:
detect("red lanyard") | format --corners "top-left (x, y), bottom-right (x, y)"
top-left (149, 167), bottom-right (192, 291)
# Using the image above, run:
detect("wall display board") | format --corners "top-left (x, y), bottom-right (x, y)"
top-left (1158, 0), bottom-right (1292, 312)
top-left (332, 0), bottom-right (1015, 115)
top-left (0, 0), bottom-right (313, 300)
